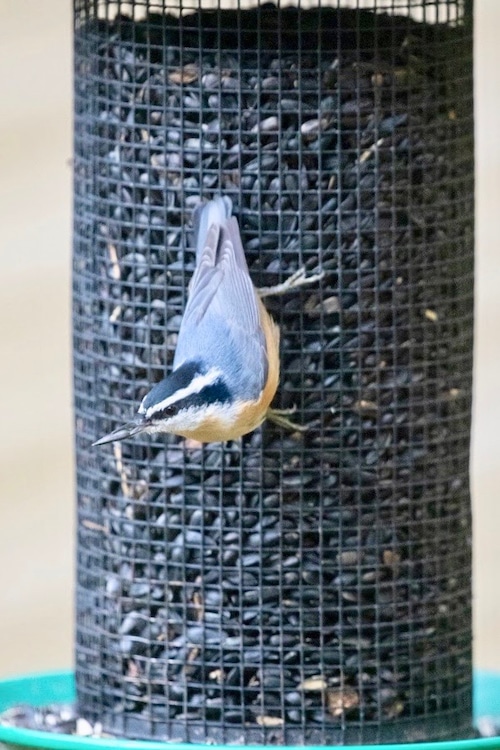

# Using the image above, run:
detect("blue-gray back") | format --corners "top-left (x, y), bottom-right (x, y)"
top-left (173, 198), bottom-right (268, 401)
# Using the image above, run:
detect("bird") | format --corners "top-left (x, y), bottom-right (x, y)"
top-left (94, 196), bottom-right (318, 446)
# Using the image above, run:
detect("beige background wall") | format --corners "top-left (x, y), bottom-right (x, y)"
top-left (0, 1), bottom-right (498, 678)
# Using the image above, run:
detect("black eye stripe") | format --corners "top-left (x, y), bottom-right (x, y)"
top-left (155, 404), bottom-right (178, 419)
top-left (149, 379), bottom-right (233, 421)
top-left (150, 380), bottom-right (233, 422)
top-left (140, 360), bottom-right (204, 413)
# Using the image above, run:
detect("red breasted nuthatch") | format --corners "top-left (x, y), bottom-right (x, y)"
top-left (94, 197), bottom-right (317, 446)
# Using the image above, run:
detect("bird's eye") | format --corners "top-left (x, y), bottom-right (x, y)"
top-left (162, 404), bottom-right (177, 418)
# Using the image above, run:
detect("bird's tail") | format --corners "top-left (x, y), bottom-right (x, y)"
top-left (193, 196), bottom-right (233, 262)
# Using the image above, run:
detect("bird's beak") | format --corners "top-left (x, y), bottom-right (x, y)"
top-left (92, 417), bottom-right (147, 446)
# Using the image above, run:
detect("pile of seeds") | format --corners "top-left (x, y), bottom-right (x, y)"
top-left (73, 4), bottom-right (474, 744)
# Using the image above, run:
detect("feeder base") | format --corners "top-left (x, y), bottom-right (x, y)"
top-left (0, 671), bottom-right (498, 750)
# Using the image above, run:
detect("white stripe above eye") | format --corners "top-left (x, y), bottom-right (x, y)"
top-left (139, 367), bottom-right (224, 419)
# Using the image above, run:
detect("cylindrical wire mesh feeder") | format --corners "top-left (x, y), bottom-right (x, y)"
top-left (73, 0), bottom-right (474, 744)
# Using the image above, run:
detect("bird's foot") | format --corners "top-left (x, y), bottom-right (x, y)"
top-left (266, 405), bottom-right (308, 433)
top-left (258, 267), bottom-right (324, 298)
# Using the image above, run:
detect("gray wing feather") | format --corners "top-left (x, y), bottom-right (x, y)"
top-left (193, 196), bottom-right (233, 263)
top-left (174, 199), bottom-right (267, 398)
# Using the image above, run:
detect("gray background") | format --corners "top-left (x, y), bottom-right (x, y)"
top-left (0, 0), bottom-right (498, 677)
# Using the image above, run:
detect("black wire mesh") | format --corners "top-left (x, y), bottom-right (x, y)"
top-left (73, 0), bottom-right (474, 743)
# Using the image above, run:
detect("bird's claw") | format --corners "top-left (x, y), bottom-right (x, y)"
top-left (258, 267), bottom-right (324, 298)
top-left (266, 406), bottom-right (308, 433)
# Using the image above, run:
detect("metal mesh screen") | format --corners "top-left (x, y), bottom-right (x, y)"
top-left (73, 0), bottom-right (474, 743)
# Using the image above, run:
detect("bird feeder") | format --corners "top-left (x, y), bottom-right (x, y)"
top-left (0, 0), bottom-right (484, 749)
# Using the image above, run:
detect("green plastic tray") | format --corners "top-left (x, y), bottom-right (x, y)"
top-left (0, 670), bottom-right (499, 749)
